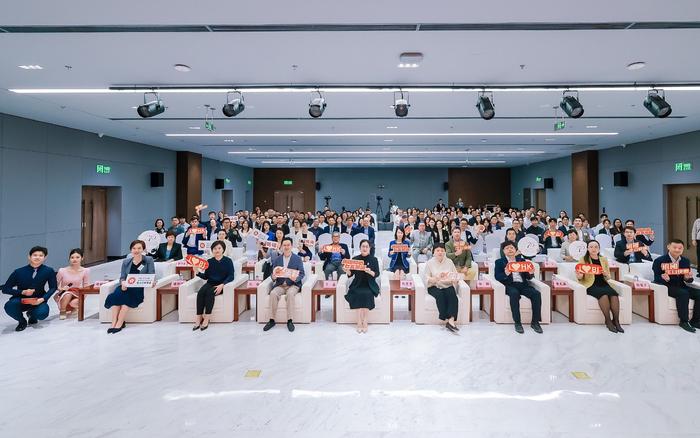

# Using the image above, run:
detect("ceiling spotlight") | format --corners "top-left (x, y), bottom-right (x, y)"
top-left (308, 90), bottom-right (326, 118)
top-left (136, 91), bottom-right (165, 118)
top-left (476, 91), bottom-right (495, 120)
top-left (393, 90), bottom-right (410, 117)
top-left (560, 91), bottom-right (584, 118)
top-left (222, 90), bottom-right (245, 117)
top-left (644, 89), bottom-right (672, 118)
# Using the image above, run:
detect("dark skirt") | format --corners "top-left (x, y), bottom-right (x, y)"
top-left (345, 286), bottom-right (376, 310)
top-left (105, 287), bottom-right (145, 309)
top-left (587, 284), bottom-right (618, 299)
top-left (388, 263), bottom-right (409, 274)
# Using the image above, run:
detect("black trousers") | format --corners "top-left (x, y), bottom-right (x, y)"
top-left (668, 286), bottom-right (700, 323)
top-left (428, 286), bottom-right (458, 321)
top-left (505, 282), bottom-right (542, 324)
top-left (196, 283), bottom-right (218, 315)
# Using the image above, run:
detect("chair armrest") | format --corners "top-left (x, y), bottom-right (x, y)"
top-left (179, 277), bottom-right (205, 295)
top-left (230, 274), bottom-right (249, 289)
top-left (302, 274), bottom-right (318, 293)
top-left (457, 280), bottom-right (470, 298)
top-left (336, 274), bottom-right (349, 296)
top-left (155, 274), bottom-right (179, 289)
top-left (609, 280), bottom-right (632, 301)
top-left (99, 279), bottom-right (120, 297)
top-left (256, 277), bottom-right (273, 296)
top-left (688, 280), bottom-right (700, 290)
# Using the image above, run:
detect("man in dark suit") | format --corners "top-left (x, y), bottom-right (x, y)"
top-left (341, 217), bottom-right (356, 235)
top-left (572, 217), bottom-right (592, 243)
top-left (494, 241), bottom-right (543, 334)
top-left (325, 216), bottom-right (340, 235)
top-left (264, 237), bottom-right (305, 332)
top-left (352, 216), bottom-right (376, 255)
top-left (525, 216), bottom-right (544, 240)
top-left (652, 239), bottom-right (698, 332)
top-left (154, 231), bottom-right (184, 261)
top-left (625, 219), bottom-right (655, 247)
top-left (270, 215), bottom-right (290, 236)
top-left (614, 226), bottom-right (652, 264)
top-left (320, 232), bottom-right (350, 280)
top-left (558, 216), bottom-right (572, 235)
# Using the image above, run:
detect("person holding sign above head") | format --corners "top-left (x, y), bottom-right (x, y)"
top-left (182, 216), bottom-right (205, 255)
top-left (192, 240), bottom-right (235, 331)
top-left (263, 237), bottom-right (305, 332)
top-left (320, 232), bottom-right (350, 280)
top-left (154, 231), bottom-right (184, 261)
top-left (3, 246), bottom-right (57, 332)
top-left (343, 239), bottom-right (380, 333)
top-left (614, 226), bottom-right (652, 264)
top-left (576, 240), bottom-right (623, 333)
top-left (652, 239), bottom-right (698, 332)
top-left (54, 248), bottom-right (90, 319)
top-left (494, 241), bottom-right (543, 334)
top-left (388, 227), bottom-right (411, 278)
top-left (104, 240), bottom-right (155, 334)
top-left (446, 227), bottom-right (477, 281)
top-left (424, 243), bottom-right (461, 333)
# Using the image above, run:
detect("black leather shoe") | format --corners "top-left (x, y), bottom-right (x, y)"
top-left (107, 328), bottom-right (116, 334)
top-left (690, 321), bottom-right (700, 330)
top-left (530, 322), bottom-right (543, 334)
top-left (287, 320), bottom-right (295, 332)
top-left (514, 323), bottom-right (524, 334)
top-left (27, 316), bottom-right (38, 325)
top-left (263, 319), bottom-right (275, 331)
top-left (445, 322), bottom-right (458, 333)
top-left (615, 324), bottom-right (625, 333)
top-left (680, 322), bottom-right (697, 333)
top-left (15, 319), bottom-right (27, 332)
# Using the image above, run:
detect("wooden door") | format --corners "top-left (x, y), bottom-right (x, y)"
top-left (81, 186), bottom-right (107, 264)
top-left (222, 189), bottom-right (234, 215)
top-left (522, 188), bottom-right (532, 210)
top-left (667, 184), bottom-right (700, 263)
top-left (534, 189), bottom-right (546, 212)
top-left (274, 190), bottom-right (305, 212)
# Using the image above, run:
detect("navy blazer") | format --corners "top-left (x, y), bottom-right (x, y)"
top-left (652, 254), bottom-right (693, 288)
top-left (2, 264), bottom-right (57, 301)
top-left (182, 232), bottom-right (204, 255)
top-left (388, 239), bottom-right (411, 270)
top-left (494, 255), bottom-right (534, 286)
top-left (270, 253), bottom-right (305, 288)
top-left (352, 226), bottom-right (375, 244)
top-left (155, 242), bottom-right (183, 261)
top-left (319, 243), bottom-right (350, 270)
top-left (614, 239), bottom-right (652, 264)
top-left (120, 256), bottom-right (155, 281)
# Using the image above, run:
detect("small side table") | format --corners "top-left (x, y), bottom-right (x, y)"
top-left (156, 282), bottom-right (181, 321)
top-left (544, 280), bottom-right (574, 322)
top-left (311, 280), bottom-right (337, 322)
top-left (626, 280), bottom-right (655, 322)
top-left (539, 262), bottom-right (558, 281)
top-left (234, 284), bottom-right (258, 322)
top-left (389, 279), bottom-right (416, 322)
top-left (469, 281), bottom-right (494, 322)
top-left (77, 284), bottom-right (101, 321)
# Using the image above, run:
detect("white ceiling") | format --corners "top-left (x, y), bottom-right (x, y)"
top-left (1, 0), bottom-right (700, 167)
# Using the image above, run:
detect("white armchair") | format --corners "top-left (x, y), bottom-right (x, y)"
top-left (256, 262), bottom-right (316, 323)
top-left (623, 262), bottom-right (698, 324)
top-left (155, 261), bottom-right (176, 279)
top-left (547, 248), bottom-right (562, 263)
top-left (414, 263), bottom-right (470, 325)
top-left (487, 261), bottom-right (551, 324)
top-left (556, 262), bottom-right (632, 324)
top-left (99, 273), bottom-right (180, 323)
top-left (336, 258), bottom-right (390, 324)
top-left (177, 259), bottom-right (247, 323)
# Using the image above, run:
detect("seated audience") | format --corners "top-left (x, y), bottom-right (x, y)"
top-left (614, 226), bottom-right (652, 264)
top-left (560, 229), bottom-right (581, 262)
top-left (343, 239), bottom-right (380, 333)
top-left (423, 243), bottom-right (461, 333)
top-left (494, 241), bottom-right (543, 334)
top-left (154, 218), bottom-right (167, 234)
top-left (263, 238), bottom-right (305, 332)
top-left (192, 240), bottom-right (235, 331)
top-left (155, 231), bottom-right (184, 261)
top-left (652, 239), bottom-right (698, 332)
top-left (167, 216), bottom-right (184, 235)
top-left (543, 218), bottom-right (564, 251)
top-left (182, 216), bottom-right (204, 255)
top-left (576, 240), bottom-right (623, 333)
top-left (388, 227), bottom-right (411, 278)
top-left (320, 232), bottom-right (350, 280)
top-left (3, 246), bottom-right (57, 332)
top-left (410, 222), bottom-right (434, 262)
top-left (446, 227), bottom-right (477, 281)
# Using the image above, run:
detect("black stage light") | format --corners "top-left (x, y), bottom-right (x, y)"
top-left (476, 93), bottom-right (495, 120)
top-left (222, 91), bottom-right (245, 117)
top-left (560, 92), bottom-right (584, 118)
top-left (644, 90), bottom-right (672, 118)
top-left (137, 91), bottom-right (165, 118)
top-left (309, 91), bottom-right (326, 118)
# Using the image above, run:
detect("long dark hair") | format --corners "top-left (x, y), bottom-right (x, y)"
top-left (394, 227), bottom-right (405, 242)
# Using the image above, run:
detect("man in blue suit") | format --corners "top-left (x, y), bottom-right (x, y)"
top-left (264, 237), bottom-right (305, 332)
top-left (3, 246), bottom-right (57, 332)
top-left (352, 216), bottom-right (376, 255)
top-left (652, 239), bottom-right (698, 333)
top-left (494, 241), bottom-right (543, 334)
top-left (614, 226), bottom-right (652, 264)
top-left (320, 232), bottom-right (350, 280)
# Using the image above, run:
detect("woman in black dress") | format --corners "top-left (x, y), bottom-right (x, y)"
top-left (343, 239), bottom-right (380, 333)
top-left (105, 240), bottom-right (155, 334)
top-left (576, 240), bottom-right (623, 333)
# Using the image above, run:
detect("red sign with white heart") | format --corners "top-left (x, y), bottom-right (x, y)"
top-left (506, 261), bottom-right (535, 273)
top-left (185, 254), bottom-right (209, 270)
top-left (575, 263), bottom-right (604, 275)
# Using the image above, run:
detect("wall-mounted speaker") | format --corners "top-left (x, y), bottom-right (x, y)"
top-left (443, 182), bottom-right (449, 191)
top-left (215, 178), bottom-right (225, 189)
top-left (613, 171), bottom-right (628, 187)
top-left (543, 178), bottom-right (554, 189)
top-left (150, 172), bottom-right (164, 187)
top-left (316, 182), bottom-right (321, 191)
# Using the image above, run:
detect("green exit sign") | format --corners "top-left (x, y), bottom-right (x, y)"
top-left (283, 179), bottom-right (293, 186)
top-left (96, 164), bottom-right (111, 174)
top-left (535, 176), bottom-right (542, 182)
top-left (225, 178), bottom-right (231, 184)
top-left (675, 162), bottom-right (692, 172)
top-left (247, 180), bottom-right (252, 185)
top-left (554, 121), bottom-right (566, 131)
top-left (204, 120), bottom-right (215, 132)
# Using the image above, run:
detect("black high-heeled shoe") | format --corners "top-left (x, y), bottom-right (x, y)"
top-left (605, 321), bottom-right (618, 333)
top-left (614, 323), bottom-right (625, 333)
top-left (192, 325), bottom-right (201, 331)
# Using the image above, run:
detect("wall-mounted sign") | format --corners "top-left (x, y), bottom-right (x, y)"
top-left (554, 121), bottom-right (566, 131)
top-left (96, 164), bottom-right (111, 174)
top-left (283, 180), bottom-right (293, 185)
top-left (225, 178), bottom-right (231, 184)
top-left (535, 176), bottom-right (542, 182)
top-left (247, 180), bottom-right (252, 185)
top-left (674, 162), bottom-right (692, 172)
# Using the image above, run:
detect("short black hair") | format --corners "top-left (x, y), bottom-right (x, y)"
top-left (165, 231), bottom-right (177, 238)
top-left (669, 238), bottom-right (685, 246)
top-left (434, 243), bottom-right (446, 250)
top-left (130, 240), bottom-right (146, 250)
top-left (500, 241), bottom-right (516, 251)
top-left (282, 237), bottom-right (294, 245)
top-left (623, 226), bottom-right (636, 233)
top-left (562, 215), bottom-right (569, 220)
top-left (567, 228), bottom-right (579, 236)
top-left (29, 246), bottom-right (48, 256)
top-left (210, 240), bottom-right (226, 252)
top-left (548, 218), bottom-right (557, 224)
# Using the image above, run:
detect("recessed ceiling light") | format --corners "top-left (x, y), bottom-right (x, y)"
top-left (248, 147), bottom-right (255, 151)
top-left (383, 139), bottom-right (394, 142)
top-left (586, 125), bottom-right (598, 128)
top-left (224, 139), bottom-right (235, 142)
top-left (545, 138), bottom-right (556, 141)
top-left (386, 126), bottom-right (398, 129)
top-left (291, 139), bottom-right (298, 143)
top-left (167, 131), bottom-right (619, 138)
top-left (188, 126), bottom-right (201, 130)
top-left (131, 106), bottom-right (138, 109)
top-left (18, 65), bottom-right (43, 70)
top-left (173, 64), bottom-right (191, 72)
top-left (626, 61), bottom-right (646, 71)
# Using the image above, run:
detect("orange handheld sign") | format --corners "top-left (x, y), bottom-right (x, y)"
top-left (273, 267), bottom-right (300, 279)
top-left (260, 240), bottom-right (280, 250)
top-left (626, 242), bottom-right (644, 252)
top-left (575, 263), bottom-right (604, 275)
top-left (661, 262), bottom-right (679, 271)
top-left (20, 298), bottom-right (41, 305)
top-left (190, 227), bottom-right (207, 235)
top-left (185, 254), bottom-right (209, 270)
top-left (403, 226), bottom-right (413, 235)
top-left (635, 227), bottom-right (654, 236)
top-left (544, 230), bottom-right (564, 239)
top-left (506, 261), bottom-right (535, 273)
top-left (666, 268), bottom-right (691, 276)
top-left (342, 259), bottom-right (367, 271)
top-left (323, 244), bottom-right (342, 253)
top-left (391, 243), bottom-right (410, 253)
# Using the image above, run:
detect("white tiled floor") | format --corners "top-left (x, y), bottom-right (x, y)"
top-left (1, 294), bottom-right (700, 438)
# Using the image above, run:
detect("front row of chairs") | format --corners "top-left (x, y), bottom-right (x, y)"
top-left (93, 257), bottom-right (697, 328)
